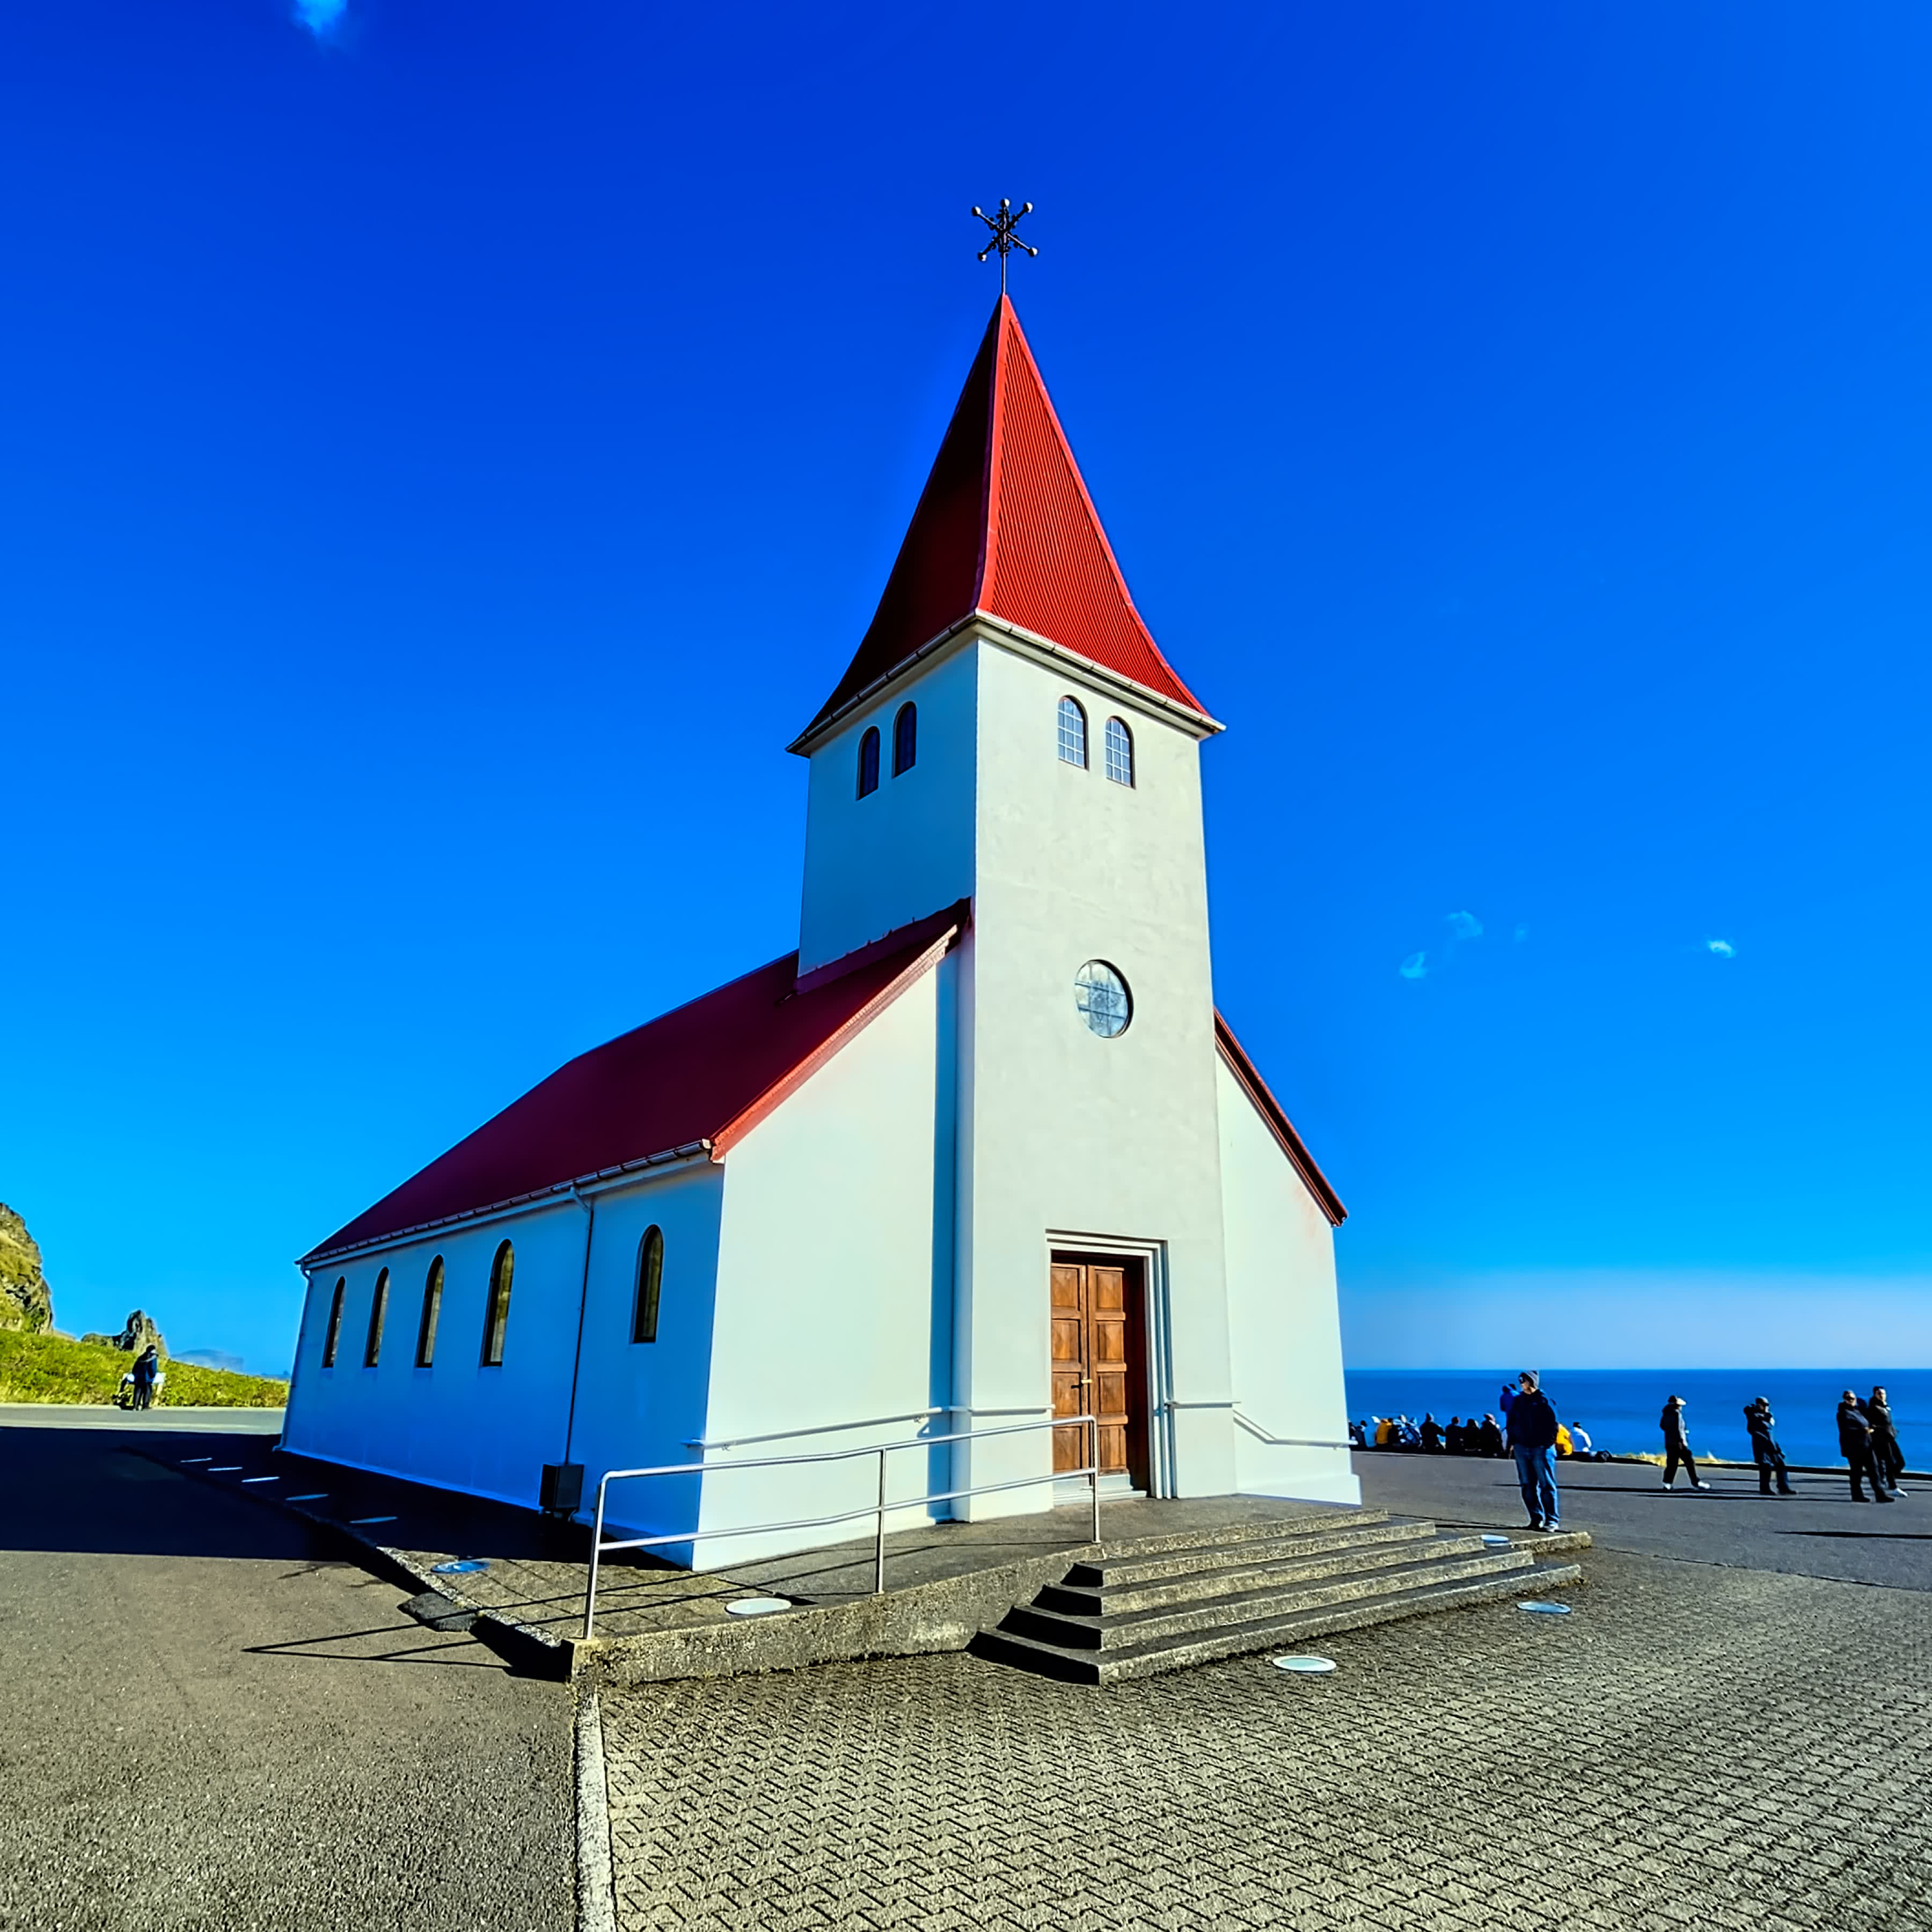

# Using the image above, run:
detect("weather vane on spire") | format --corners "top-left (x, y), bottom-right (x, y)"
top-left (972, 199), bottom-right (1036, 295)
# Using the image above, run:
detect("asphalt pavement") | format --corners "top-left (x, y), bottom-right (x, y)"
top-left (0, 1418), bottom-right (573, 1932)
top-left (1355, 1447), bottom-right (1932, 1589)
top-left (0, 1403), bottom-right (286, 1434)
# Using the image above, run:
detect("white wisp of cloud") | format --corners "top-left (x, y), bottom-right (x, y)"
top-left (1446, 910), bottom-right (1483, 940)
top-left (293, 0), bottom-right (348, 36)
top-left (1398, 952), bottom-right (1428, 980)
top-left (1707, 938), bottom-right (1736, 958)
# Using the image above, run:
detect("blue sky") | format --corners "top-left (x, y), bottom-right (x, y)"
top-left (3, 4), bottom-right (1928, 1373)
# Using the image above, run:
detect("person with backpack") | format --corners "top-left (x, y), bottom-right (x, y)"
top-left (1659, 1395), bottom-right (1708, 1491)
top-left (131, 1345), bottom-right (161, 1412)
top-left (1744, 1397), bottom-right (1794, 1496)
top-left (1506, 1370), bottom-right (1562, 1532)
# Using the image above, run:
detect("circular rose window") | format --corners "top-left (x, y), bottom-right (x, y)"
top-left (1074, 960), bottom-right (1132, 1038)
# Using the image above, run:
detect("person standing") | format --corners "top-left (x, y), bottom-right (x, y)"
top-left (1868, 1387), bottom-right (1907, 1496)
top-left (131, 1344), bottom-right (160, 1412)
top-left (1507, 1370), bottom-right (1561, 1532)
top-left (1744, 1397), bottom-right (1794, 1496)
top-left (1659, 1396), bottom-right (1709, 1491)
top-left (1838, 1391), bottom-right (1894, 1503)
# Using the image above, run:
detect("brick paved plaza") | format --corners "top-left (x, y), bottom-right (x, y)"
top-left (600, 1548), bottom-right (1932, 1931)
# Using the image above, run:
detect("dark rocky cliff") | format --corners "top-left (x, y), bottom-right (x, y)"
top-left (0, 1203), bottom-right (54, 1334)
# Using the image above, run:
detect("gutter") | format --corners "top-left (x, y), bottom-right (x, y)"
top-left (299, 1141), bottom-right (712, 1269)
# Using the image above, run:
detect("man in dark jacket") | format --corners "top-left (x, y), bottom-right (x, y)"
top-left (1745, 1397), bottom-right (1794, 1496)
top-left (1478, 1413), bottom-right (1505, 1458)
top-left (1506, 1370), bottom-right (1561, 1531)
top-left (1839, 1392), bottom-right (1894, 1502)
top-left (1868, 1388), bottom-right (1907, 1494)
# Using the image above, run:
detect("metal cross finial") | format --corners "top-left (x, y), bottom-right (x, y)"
top-left (971, 198), bottom-right (1036, 295)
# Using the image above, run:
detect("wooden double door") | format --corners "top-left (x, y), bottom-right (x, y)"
top-left (1050, 1253), bottom-right (1150, 1488)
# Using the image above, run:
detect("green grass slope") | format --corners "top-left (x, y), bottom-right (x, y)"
top-left (0, 1330), bottom-right (288, 1407)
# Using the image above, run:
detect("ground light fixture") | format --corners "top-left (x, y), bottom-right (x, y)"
top-left (433, 1558), bottom-right (489, 1576)
top-left (1271, 1655), bottom-right (1336, 1673)
top-left (724, 1597), bottom-right (793, 1618)
top-left (1480, 1534), bottom-right (1512, 1546)
top-left (1518, 1601), bottom-right (1571, 1615)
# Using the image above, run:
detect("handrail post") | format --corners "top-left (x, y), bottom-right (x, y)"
top-left (1089, 1415), bottom-right (1101, 1545)
top-left (874, 1446), bottom-right (888, 1594)
top-left (582, 1473), bottom-right (611, 1641)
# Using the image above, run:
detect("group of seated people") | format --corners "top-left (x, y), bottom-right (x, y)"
top-left (1349, 1413), bottom-right (1596, 1458)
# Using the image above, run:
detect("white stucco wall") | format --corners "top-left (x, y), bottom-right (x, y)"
top-left (1217, 1057), bottom-right (1358, 1506)
top-left (282, 1196), bottom-right (589, 1509)
top-left (954, 636), bottom-right (1237, 1511)
top-left (691, 960), bottom-right (947, 1565)
top-left (796, 643), bottom-right (978, 975)
top-left (556, 1162), bottom-right (725, 1554)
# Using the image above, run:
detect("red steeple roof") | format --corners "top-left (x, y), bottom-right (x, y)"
top-left (803, 297), bottom-right (1209, 738)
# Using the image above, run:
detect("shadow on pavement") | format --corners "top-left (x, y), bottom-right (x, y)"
top-left (1781, 1529), bottom-right (1932, 1541)
top-left (0, 1426), bottom-right (326, 1560)
top-left (242, 1620), bottom-right (516, 1670)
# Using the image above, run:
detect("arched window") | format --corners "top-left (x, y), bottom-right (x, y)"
top-left (1104, 716), bottom-right (1135, 787)
top-left (364, 1268), bottom-right (389, 1367)
top-left (632, 1226), bottom-right (664, 1344)
top-left (481, 1240), bottom-right (514, 1366)
top-left (892, 702), bottom-right (917, 777)
top-left (321, 1277), bottom-right (346, 1368)
top-left (856, 725), bottom-right (880, 798)
top-left (1057, 697), bottom-right (1088, 767)
top-left (416, 1256), bottom-right (444, 1368)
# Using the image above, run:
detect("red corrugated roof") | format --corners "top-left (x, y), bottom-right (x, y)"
top-left (804, 297), bottom-right (1207, 737)
top-left (303, 905), bottom-right (967, 1262)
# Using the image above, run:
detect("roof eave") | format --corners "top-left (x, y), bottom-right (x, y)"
top-left (298, 1140), bottom-right (716, 1270)
top-left (710, 918), bottom-right (965, 1158)
top-left (1213, 1012), bottom-right (1347, 1227)
top-left (788, 611), bottom-right (1223, 758)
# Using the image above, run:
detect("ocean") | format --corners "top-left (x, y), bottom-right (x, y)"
top-left (1343, 1368), bottom-right (1929, 1470)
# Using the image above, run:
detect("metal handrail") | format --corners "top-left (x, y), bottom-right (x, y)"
top-left (684, 1405), bottom-right (946, 1452)
top-left (1231, 1407), bottom-right (1355, 1451)
top-left (582, 1411), bottom-right (1101, 1640)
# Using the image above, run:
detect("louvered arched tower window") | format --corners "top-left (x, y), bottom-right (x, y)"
top-left (856, 726), bottom-right (880, 797)
top-left (892, 702), bottom-right (917, 776)
top-left (1057, 697), bottom-right (1087, 767)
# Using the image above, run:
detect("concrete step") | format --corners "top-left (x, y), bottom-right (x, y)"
top-left (1039, 1529), bottom-right (1501, 1619)
top-left (1004, 1545), bottom-right (1534, 1651)
top-left (972, 1560), bottom-right (1584, 1685)
top-left (1079, 1507), bottom-right (1387, 1565)
top-left (1057, 1518), bottom-right (1441, 1597)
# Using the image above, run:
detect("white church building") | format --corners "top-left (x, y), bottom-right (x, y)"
top-left (283, 296), bottom-right (1356, 1565)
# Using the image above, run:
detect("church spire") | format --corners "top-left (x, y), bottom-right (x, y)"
top-left (800, 298), bottom-right (1209, 741)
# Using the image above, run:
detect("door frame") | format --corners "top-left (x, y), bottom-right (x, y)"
top-left (1043, 1231), bottom-right (1173, 1498)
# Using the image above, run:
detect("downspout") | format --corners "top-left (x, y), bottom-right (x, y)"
top-left (561, 1185), bottom-right (596, 1479)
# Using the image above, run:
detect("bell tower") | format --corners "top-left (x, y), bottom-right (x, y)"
top-left (789, 298), bottom-right (1240, 1502)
